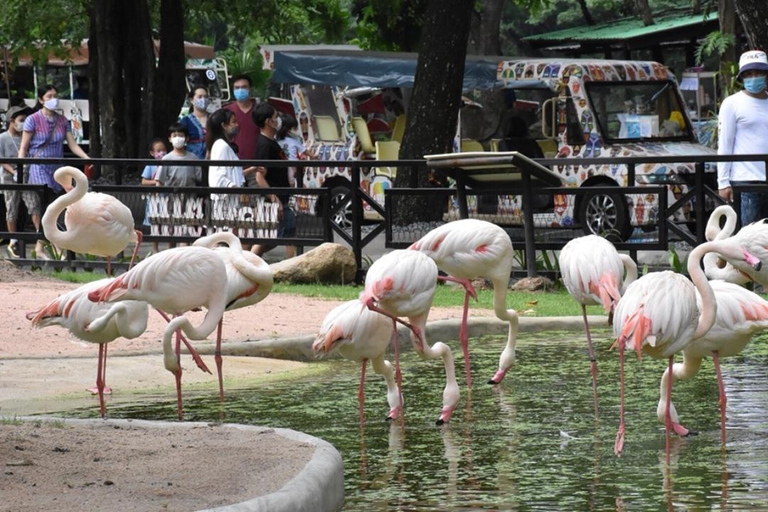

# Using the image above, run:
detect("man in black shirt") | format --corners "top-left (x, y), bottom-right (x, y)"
top-left (251, 103), bottom-right (295, 257)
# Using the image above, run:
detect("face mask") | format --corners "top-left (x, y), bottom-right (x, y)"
top-left (227, 125), bottom-right (240, 138)
top-left (153, 151), bottom-right (166, 159)
top-left (171, 136), bottom-right (186, 149)
top-left (744, 76), bottom-right (767, 94)
top-left (14, 121), bottom-right (24, 132)
top-left (274, 116), bottom-right (282, 131)
top-left (44, 98), bottom-right (59, 110)
top-left (193, 97), bottom-right (210, 110)
top-left (233, 88), bottom-right (250, 102)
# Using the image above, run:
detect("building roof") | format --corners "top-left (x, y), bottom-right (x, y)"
top-left (524, 11), bottom-right (718, 48)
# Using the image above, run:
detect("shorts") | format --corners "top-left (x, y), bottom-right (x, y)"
top-left (4, 189), bottom-right (42, 222)
top-left (278, 206), bottom-right (296, 238)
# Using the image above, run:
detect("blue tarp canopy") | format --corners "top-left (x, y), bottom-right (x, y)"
top-left (271, 50), bottom-right (503, 90)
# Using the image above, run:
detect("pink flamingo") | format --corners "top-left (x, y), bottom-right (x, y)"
top-left (362, 249), bottom-right (460, 425)
top-left (193, 232), bottom-right (273, 400)
top-left (657, 279), bottom-right (768, 444)
top-left (410, 219), bottom-right (516, 386)
top-left (559, 234), bottom-right (637, 414)
top-left (612, 239), bottom-right (761, 462)
top-left (42, 166), bottom-right (142, 274)
top-left (27, 278), bottom-right (149, 417)
top-left (313, 299), bottom-right (400, 425)
top-left (703, 205), bottom-right (750, 284)
top-left (87, 238), bottom-right (230, 420)
top-left (703, 206), bottom-right (768, 285)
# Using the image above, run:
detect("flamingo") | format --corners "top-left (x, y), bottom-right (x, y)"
top-left (703, 207), bottom-right (768, 285)
top-left (27, 278), bottom-right (149, 417)
top-left (313, 299), bottom-right (400, 425)
top-left (193, 232), bottom-right (273, 400)
top-left (612, 239), bottom-right (761, 462)
top-left (42, 166), bottom-right (142, 275)
top-left (559, 234), bottom-right (637, 415)
top-left (657, 279), bottom-right (768, 443)
top-left (703, 205), bottom-right (750, 285)
top-left (87, 237), bottom-right (230, 420)
top-left (409, 219), bottom-right (517, 386)
top-left (362, 249), bottom-right (460, 424)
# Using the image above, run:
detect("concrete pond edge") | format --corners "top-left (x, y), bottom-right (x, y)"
top-left (10, 416), bottom-right (345, 512)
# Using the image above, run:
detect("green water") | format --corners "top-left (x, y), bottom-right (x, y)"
top-left (71, 331), bottom-right (768, 511)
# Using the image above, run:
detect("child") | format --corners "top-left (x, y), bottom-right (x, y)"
top-left (276, 114), bottom-right (315, 187)
top-left (141, 138), bottom-right (167, 253)
top-left (155, 123), bottom-right (202, 187)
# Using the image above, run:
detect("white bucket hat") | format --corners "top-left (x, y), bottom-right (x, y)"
top-left (738, 50), bottom-right (768, 78)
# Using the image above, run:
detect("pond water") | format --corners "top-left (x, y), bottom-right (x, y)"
top-left (68, 330), bottom-right (768, 511)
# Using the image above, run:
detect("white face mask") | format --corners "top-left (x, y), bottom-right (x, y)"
top-left (44, 98), bottom-right (59, 110)
top-left (171, 136), bottom-right (186, 149)
top-left (275, 116), bottom-right (282, 131)
top-left (14, 121), bottom-right (24, 132)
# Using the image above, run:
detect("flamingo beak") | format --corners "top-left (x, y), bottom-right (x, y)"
top-left (743, 249), bottom-right (762, 271)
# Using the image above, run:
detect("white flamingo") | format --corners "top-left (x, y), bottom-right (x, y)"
top-left (657, 279), bottom-right (768, 443)
top-left (612, 239), bottom-right (761, 462)
top-left (703, 205), bottom-right (750, 285)
top-left (193, 232), bottom-right (273, 400)
top-left (313, 299), bottom-right (400, 425)
top-left (87, 236), bottom-right (231, 420)
top-left (27, 278), bottom-right (149, 417)
top-left (42, 166), bottom-right (142, 274)
top-left (559, 234), bottom-right (637, 414)
top-left (362, 249), bottom-right (460, 424)
top-left (410, 219), bottom-right (516, 386)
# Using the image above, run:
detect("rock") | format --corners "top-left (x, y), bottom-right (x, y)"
top-left (511, 276), bottom-right (554, 292)
top-left (270, 243), bottom-right (357, 284)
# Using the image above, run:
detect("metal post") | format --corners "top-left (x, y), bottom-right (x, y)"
top-left (694, 161), bottom-right (705, 244)
top-left (456, 170), bottom-right (469, 219)
top-left (351, 165), bottom-right (363, 283)
top-left (521, 169), bottom-right (538, 277)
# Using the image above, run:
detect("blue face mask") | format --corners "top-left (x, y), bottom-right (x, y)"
top-left (233, 88), bottom-right (250, 102)
top-left (744, 76), bottom-right (767, 94)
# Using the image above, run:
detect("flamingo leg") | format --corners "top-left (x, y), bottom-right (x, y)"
top-left (389, 319), bottom-right (404, 425)
top-left (365, 299), bottom-right (420, 342)
top-left (87, 343), bottom-right (112, 395)
top-left (665, 356), bottom-right (674, 466)
top-left (358, 358), bottom-right (367, 427)
top-left (155, 309), bottom-right (211, 374)
top-left (459, 290), bottom-right (472, 388)
top-left (712, 350), bottom-right (727, 445)
top-left (216, 319), bottom-right (224, 402)
top-left (175, 328), bottom-right (183, 421)
top-left (581, 304), bottom-right (599, 418)
top-left (614, 339), bottom-right (625, 456)
top-left (129, 229), bottom-right (143, 269)
top-left (95, 343), bottom-right (106, 418)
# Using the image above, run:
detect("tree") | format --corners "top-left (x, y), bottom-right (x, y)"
top-left (393, 0), bottom-right (475, 223)
top-left (636, 0), bottom-right (655, 25)
top-left (734, 0), bottom-right (768, 50)
top-left (469, 0), bottom-right (506, 55)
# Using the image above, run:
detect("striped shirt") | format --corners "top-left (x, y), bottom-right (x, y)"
top-left (23, 111), bottom-right (70, 192)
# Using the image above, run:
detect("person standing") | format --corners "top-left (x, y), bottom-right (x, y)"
top-left (0, 106), bottom-right (41, 257)
top-left (224, 74), bottom-right (260, 177)
top-left (718, 50), bottom-right (768, 225)
top-left (207, 108), bottom-right (246, 231)
top-left (155, 123), bottom-right (202, 187)
top-left (179, 87), bottom-right (209, 159)
top-left (141, 138), bottom-right (168, 254)
top-left (18, 84), bottom-right (90, 256)
top-left (250, 103), bottom-right (294, 258)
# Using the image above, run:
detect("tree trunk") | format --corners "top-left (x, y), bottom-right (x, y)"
top-left (91, 0), bottom-right (122, 179)
top-left (153, 0), bottom-right (187, 149)
top-left (577, 0), bottom-right (595, 25)
top-left (734, 0), bottom-right (768, 50)
top-left (394, 0), bottom-right (474, 224)
top-left (636, 0), bottom-right (655, 26)
top-left (473, 0), bottom-right (505, 55)
top-left (719, 0), bottom-right (737, 92)
top-left (87, 10), bottom-right (101, 160)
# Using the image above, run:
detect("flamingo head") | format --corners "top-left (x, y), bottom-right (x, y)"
top-left (743, 249), bottom-right (763, 271)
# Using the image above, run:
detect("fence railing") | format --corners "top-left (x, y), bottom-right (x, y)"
top-left (0, 153), bottom-right (766, 281)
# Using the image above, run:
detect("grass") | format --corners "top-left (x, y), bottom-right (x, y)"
top-left (45, 270), bottom-right (602, 317)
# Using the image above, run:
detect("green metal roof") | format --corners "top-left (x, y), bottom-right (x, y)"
top-left (524, 11), bottom-right (717, 44)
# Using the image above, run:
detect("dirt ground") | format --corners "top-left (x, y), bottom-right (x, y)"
top-left (0, 260), bottom-right (491, 510)
top-left (0, 421), bottom-right (314, 512)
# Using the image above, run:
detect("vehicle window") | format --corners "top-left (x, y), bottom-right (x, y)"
top-left (585, 80), bottom-right (692, 142)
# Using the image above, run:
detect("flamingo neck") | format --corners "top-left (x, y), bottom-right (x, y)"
top-left (688, 242), bottom-right (718, 340)
top-left (41, 167), bottom-right (87, 244)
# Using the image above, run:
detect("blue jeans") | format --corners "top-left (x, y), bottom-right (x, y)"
top-left (278, 206), bottom-right (296, 238)
top-left (736, 185), bottom-right (768, 226)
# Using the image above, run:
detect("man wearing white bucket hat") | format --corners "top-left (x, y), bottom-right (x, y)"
top-left (718, 49), bottom-right (768, 225)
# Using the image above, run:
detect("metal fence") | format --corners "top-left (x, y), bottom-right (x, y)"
top-left (0, 153), bottom-right (766, 281)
